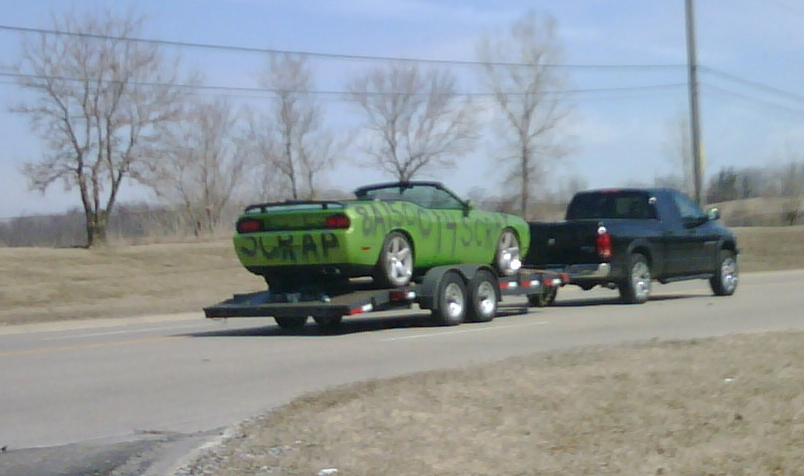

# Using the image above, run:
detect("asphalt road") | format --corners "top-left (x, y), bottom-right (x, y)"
top-left (1, 269), bottom-right (803, 475)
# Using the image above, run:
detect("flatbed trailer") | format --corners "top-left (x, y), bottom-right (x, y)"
top-left (204, 264), bottom-right (566, 330)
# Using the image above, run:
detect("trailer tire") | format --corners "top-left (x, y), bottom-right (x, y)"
top-left (466, 269), bottom-right (498, 322)
top-left (431, 271), bottom-right (467, 326)
top-left (528, 286), bottom-right (558, 307)
top-left (274, 316), bottom-right (308, 329)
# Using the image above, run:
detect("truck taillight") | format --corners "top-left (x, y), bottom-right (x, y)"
top-left (325, 214), bottom-right (350, 229)
top-left (237, 218), bottom-right (262, 234)
top-left (596, 225), bottom-right (612, 260)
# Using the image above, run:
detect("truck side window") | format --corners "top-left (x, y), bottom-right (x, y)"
top-left (672, 192), bottom-right (705, 221)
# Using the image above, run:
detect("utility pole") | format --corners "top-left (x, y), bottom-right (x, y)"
top-left (685, 0), bottom-right (704, 204)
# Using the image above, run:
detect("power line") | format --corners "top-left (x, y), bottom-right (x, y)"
top-left (702, 82), bottom-right (804, 117)
top-left (0, 70), bottom-right (689, 99)
top-left (0, 23), bottom-right (685, 71)
top-left (701, 66), bottom-right (804, 105)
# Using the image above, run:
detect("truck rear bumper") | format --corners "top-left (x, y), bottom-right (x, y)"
top-left (563, 263), bottom-right (612, 279)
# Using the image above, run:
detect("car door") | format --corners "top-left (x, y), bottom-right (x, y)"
top-left (668, 191), bottom-right (711, 274)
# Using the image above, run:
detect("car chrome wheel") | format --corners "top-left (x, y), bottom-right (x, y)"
top-left (377, 232), bottom-right (413, 287)
top-left (495, 229), bottom-right (522, 276)
top-left (720, 256), bottom-right (738, 292)
top-left (711, 250), bottom-right (738, 296)
top-left (620, 253), bottom-right (651, 304)
top-left (631, 260), bottom-right (651, 301)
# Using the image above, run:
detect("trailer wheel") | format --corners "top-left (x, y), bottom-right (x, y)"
top-left (431, 271), bottom-right (467, 326)
top-left (528, 286), bottom-right (558, 307)
top-left (466, 269), bottom-right (498, 322)
top-left (274, 316), bottom-right (308, 329)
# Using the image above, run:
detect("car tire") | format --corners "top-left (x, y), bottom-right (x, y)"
top-left (710, 249), bottom-right (738, 296)
top-left (528, 286), bottom-right (558, 307)
top-left (619, 253), bottom-right (651, 304)
top-left (431, 271), bottom-right (467, 326)
top-left (375, 231), bottom-right (414, 288)
top-left (494, 228), bottom-right (522, 276)
top-left (466, 269), bottom-right (498, 322)
top-left (274, 316), bottom-right (307, 329)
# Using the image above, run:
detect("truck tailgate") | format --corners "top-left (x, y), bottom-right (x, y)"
top-left (524, 221), bottom-right (602, 267)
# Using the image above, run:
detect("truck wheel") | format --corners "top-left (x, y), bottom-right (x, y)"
top-left (619, 253), bottom-right (651, 304)
top-left (375, 231), bottom-right (414, 288)
top-left (466, 269), bottom-right (498, 322)
top-left (494, 228), bottom-right (522, 276)
top-left (710, 249), bottom-right (738, 296)
top-left (274, 316), bottom-right (307, 329)
top-left (528, 286), bottom-right (558, 307)
top-left (431, 271), bottom-right (467, 326)
top-left (313, 315), bottom-right (343, 330)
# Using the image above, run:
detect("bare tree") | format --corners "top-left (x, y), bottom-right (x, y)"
top-left (347, 63), bottom-right (478, 181)
top-left (253, 53), bottom-right (336, 200)
top-left (141, 98), bottom-right (249, 235)
top-left (12, 9), bottom-right (187, 246)
top-left (477, 12), bottom-right (572, 218)
top-left (777, 161), bottom-right (804, 226)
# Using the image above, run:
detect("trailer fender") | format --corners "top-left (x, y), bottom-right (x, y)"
top-left (417, 264), bottom-right (495, 311)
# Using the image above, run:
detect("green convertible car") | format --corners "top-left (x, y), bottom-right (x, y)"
top-left (233, 181), bottom-right (530, 290)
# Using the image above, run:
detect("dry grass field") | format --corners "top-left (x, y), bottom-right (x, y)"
top-left (1, 226), bottom-right (803, 475)
top-left (183, 332), bottom-right (804, 476)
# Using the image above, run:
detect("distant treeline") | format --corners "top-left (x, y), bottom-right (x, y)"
top-left (1, 193), bottom-right (800, 249)
top-left (0, 203), bottom-right (243, 248)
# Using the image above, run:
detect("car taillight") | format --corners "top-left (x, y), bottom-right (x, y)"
top-left (325, 214), bottom-right (350, 229)
top-left (596, 225), bottom-right (612, 260)
top-left (237, 218), bottom-right (262, 234)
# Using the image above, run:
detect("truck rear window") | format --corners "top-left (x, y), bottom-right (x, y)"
top-left (566, 191), bottom-right (657, 220)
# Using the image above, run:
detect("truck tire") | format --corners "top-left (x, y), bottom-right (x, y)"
top-left (431, 271), bottom-right (467, 326)
top-left (274, 316), bottom-right (308, 329)
top-left (466, 269), bottom-right (498, 322)
top-left (375, 231), bottom-right (414, 288)
top-left (528, 286), bottom-right (558, 307)
top-left (710, 249), bottom-right (738, 296)
top-left (494, 228), bottom-right (522, 276)
top-left (619, 253), bottom-right (651, 304)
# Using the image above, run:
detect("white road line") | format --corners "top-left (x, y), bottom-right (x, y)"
top-left (42, 322), bottom-right (204, 340)
top-left (381, 320), bottom-right (549, 342)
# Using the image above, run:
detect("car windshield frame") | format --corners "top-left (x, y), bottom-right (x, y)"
top-left (354, 182), bottom-right (467, 210)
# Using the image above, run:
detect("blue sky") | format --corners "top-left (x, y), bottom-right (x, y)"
top-left (1, 0), bottom-right (804, 218)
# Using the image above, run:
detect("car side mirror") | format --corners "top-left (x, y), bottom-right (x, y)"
top-left (707, 208), bottom-right (721, 221)
top-left (463, 199), bottom-right (475, 217)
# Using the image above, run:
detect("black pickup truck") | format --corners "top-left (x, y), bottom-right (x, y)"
top-left (524, 188), bottom-right (739, 305)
